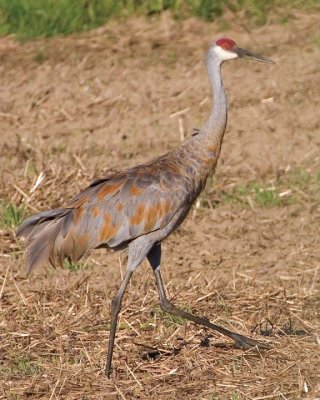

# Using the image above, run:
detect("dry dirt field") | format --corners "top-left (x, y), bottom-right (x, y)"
top-left (0, 12), bottom-right (320, 400)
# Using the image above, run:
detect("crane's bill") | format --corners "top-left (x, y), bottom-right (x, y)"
top-left (236, 47), bottom-right (275, 64)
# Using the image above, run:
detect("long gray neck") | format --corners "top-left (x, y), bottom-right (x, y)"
top-left (201, 52), bottom-right (227, 146)
top-left (176, 50), bottom-right (228, 190)
top-left (177, 49), bottom-right (228, 182)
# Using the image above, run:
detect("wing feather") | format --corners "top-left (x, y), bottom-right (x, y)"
top-left (63, 157), bottom-right (190, 249)
top-left (17, 151), bottom-right (200, 272)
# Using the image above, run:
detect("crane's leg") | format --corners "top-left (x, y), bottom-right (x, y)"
top-left (105, 267), bottom-right (133, 378)
top-left (105, 238), bottom-right (153, 378)
top-left (147, 243), bottom-right (269, 351)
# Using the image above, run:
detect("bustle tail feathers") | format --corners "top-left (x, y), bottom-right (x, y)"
top-left (16, 208), bottom-right (83, 276)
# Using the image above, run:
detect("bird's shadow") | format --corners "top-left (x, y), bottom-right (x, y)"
top-left (251, 318), bottom-right (309, 337)
top-left (135, 334), bottom-right (253, 361)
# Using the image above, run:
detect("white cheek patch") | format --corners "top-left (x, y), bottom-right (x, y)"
top-left (213, 46), bottom-right (238, 61)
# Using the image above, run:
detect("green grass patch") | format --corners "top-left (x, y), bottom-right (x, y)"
top-left (286, 167), bottom-right (320, 200)
top-left (0, 0), bottom-right (319, 39)
top-left (206, 168), bottom-right (320, 209)
top-left (219, 183), bottom-right (283, 207)
top-left (287, 167), bottom-right (311, 186)
top-left (0, 356), bottom-right (41, 377)
top-left (15, 357), bottom-right (40, 375)
top-left (0, 0), bottom-right (119, 39)
top-left (153, 305), bottom-right (193, 326)
top-left (161, 311), bottom-right (187, 326)
top-left (253, 185), bottom-right (281, 207)
top-left (0, 202), bottom-right (27, 229)
top-left (63, 259), bottom-right (92, 272)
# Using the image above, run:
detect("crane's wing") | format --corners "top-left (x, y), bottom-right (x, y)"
top-left (17, 154), bottom-right (196, 273)
top-left (65, 157), bottom-right (192, 249)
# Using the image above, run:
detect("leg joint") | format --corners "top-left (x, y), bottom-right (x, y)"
top-left (159, 297), bottom-right (175, 313)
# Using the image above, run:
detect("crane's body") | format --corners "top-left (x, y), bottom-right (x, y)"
top-left (17, 38), bottom-right (274, 377)
top-left (18, 135), bottom-right (217, 273)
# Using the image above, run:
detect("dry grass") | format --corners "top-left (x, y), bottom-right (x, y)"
top-left (0, 12), bottom-right (320, 400)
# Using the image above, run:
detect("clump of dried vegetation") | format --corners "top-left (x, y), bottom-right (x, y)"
top-left (0, 8), bottom-right (320, 400)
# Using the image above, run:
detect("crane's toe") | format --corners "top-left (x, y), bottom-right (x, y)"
top-left (233, 334), bottom-right (271, 350)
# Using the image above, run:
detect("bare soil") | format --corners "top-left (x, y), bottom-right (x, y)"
top-left (0, 12), bottom-right (320, 400)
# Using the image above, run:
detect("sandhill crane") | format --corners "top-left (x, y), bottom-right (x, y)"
top-left (17, 38), bottom-right (274, 377)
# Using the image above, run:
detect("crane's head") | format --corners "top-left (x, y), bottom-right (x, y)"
top-left (211, 38), bottom-right (274, 64)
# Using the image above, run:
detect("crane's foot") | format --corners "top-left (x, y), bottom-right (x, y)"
top-left (232, 333), bottom-right (270, 350)
top-left (105, 365), bottom-right (112, 379)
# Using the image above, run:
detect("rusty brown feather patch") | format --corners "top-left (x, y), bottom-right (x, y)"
top-left (130, 203), bottom-right (145, 225)
top-left (129, 185), bottom-right (144, 196)
top-left (168, 163), bottom-right (181, 174)
top-left (116, 202), bottom-right (124, 211)
top-left (73, 206), bottom-right (84, 225)
top-left (91, 206), bottom-right (100, 217)
top-left (99, 212), bottom-right (119, 242)
top-left (144, 204), bottom-right (159, 232)
top-left (159, 200), bottom-right (167, 217)
top-left (97, 182), bottom-right (122, 200)
top-left (75, 233), bottom-right (90, 258)
top-left (78, 233), bottom-right (89, 247)
top-left (164, 199), bottom-right (172, 214)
